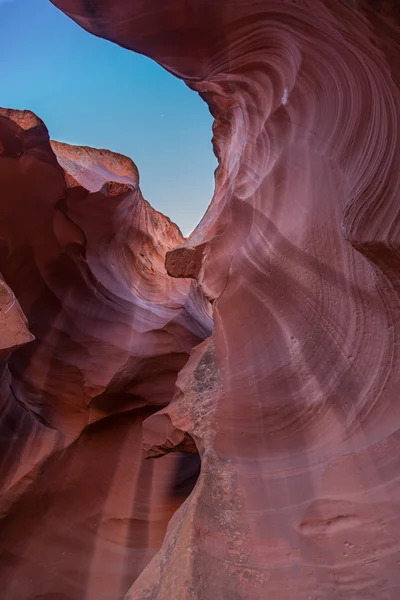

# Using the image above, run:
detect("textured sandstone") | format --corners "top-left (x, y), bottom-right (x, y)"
top-left (0, 108), bottom-right (211, 599)
top-left (1, 0), bottom-right (400, 598)
top-left (48, 1), bottom-right (400, 598)
top-left (0, 274), bottom-right (34, 360)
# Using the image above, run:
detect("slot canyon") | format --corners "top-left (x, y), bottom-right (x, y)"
top-left (1, 0), bottom-right (400, 598)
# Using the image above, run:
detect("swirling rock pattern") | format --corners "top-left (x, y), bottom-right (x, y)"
top-left (47, 1), bottom-right (400, 598)
top-left (0, 108), bottom-right (211, 599)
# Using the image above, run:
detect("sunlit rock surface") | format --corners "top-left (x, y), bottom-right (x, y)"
top-left (46, 1), bottom-right (400, 598)
top-left (0, 107), bottom-right (211, 599)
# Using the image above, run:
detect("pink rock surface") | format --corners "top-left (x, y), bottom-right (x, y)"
top-left (0, 108), bottom-right (210, 598)
top-left (48, 1), bottom-right (400, 598)
top-left (0, 273), bottom-right (34, 360)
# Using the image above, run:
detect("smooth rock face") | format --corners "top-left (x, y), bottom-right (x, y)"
top-left (0, 108), bottom-right (211, 599)
top-left (47, 1), bottom-right (400, 599)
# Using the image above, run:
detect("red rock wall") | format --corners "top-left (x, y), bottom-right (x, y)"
top-left (0, 108), bottom-right (210, 599)
top-left (48, 1), bottom-right (400, 598)
top-left (2, 0), bottom-right (400, 598)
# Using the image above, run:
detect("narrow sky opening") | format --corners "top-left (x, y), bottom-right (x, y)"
top-left (0, 0), bottom-right (217, 236)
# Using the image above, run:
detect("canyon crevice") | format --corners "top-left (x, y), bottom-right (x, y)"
top-left (0, 107), bottom-right (211, 599)
top-left (1, 0), bottom-right (400, 598)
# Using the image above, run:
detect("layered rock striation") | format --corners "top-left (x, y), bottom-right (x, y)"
top-left (0, 107), bottom-right (211, 599)
top-left (48, 1), bottom-right (400, 599)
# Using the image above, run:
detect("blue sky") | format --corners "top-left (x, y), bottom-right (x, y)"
top-left (0, 0), bottom-right (216, 235)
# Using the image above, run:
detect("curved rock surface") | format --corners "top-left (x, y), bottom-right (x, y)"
top-left (47, 1), bottom-right (400, 599)
top-left (0, 107), bottom-right (211, 599)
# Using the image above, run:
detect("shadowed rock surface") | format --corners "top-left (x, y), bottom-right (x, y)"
top-left (0, 107), bottom-right (211, 599)
top-left (48, 0), bottom-right (400, 598)
top-left (1, 0), bottom-right (400, 598)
